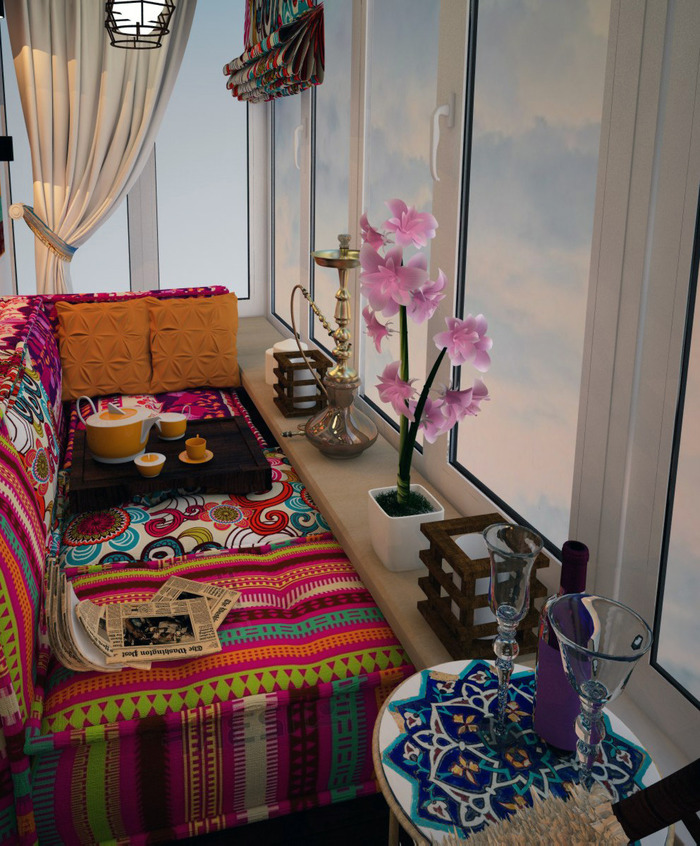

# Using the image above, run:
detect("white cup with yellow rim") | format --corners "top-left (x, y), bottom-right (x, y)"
top-left (156, 405), bottom-right (190, 440)
top-left (134, 453), bottom-right (166, 477)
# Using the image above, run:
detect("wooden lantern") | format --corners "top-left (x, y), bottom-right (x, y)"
top-left (273, 349), bottom-right (330, 417)
top-left (417, 513), bottom-right (549, 660)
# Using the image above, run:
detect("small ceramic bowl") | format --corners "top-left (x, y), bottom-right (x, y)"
top-left (134, 452), bottom-right (166, 477)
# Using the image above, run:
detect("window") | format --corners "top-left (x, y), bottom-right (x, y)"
top-left (265, 0), bottom-right (700, 768)
top-left (451, 0), bottom-right (610, 550)
top-left (271, 94), bottom-right (304, 330)
top-left (155, 0), bottom-right (248, 296)
top-left (0, 2), bottom-right (248, 298)
top-left (654, 202), bottom-right (700, 707)
top-left (359, 0), bottom-right (443, 424)
top-left (310, 0), bottom-right (353, 358)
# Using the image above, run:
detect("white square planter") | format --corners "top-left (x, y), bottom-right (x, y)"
top-left (367, 484), bottom-right (445, 572)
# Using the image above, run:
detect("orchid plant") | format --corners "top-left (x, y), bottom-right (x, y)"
top-left (360, 199), bottom-right (492, 514)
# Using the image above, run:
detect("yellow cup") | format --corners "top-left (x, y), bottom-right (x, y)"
top-left (185, 436), bottom-right (206, 461)
top-left (157, 412), bottom-right (187, 440)
top-left (134, 453), bottom-right (166, 477)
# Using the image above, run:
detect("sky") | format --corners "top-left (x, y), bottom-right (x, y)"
top-left (456, 0), bottom-right (610, 548)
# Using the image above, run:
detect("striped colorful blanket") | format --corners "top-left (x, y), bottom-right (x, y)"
top-left (24, 535), bottom-right (414, 843)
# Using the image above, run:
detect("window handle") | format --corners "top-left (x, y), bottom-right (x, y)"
top-left (430, 94), bottom-right (455, 182)
top-left (293, 123), bottom-right (303, 170)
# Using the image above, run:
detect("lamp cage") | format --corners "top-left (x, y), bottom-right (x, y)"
top-left (105, 0), bottom-right (175, 49)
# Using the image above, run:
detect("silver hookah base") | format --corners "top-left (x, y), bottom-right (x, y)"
top-left (305, 378), bottom-right (378, 459)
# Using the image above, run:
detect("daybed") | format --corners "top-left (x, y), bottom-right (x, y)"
top-left (0, 287), bottom-right (414, 845)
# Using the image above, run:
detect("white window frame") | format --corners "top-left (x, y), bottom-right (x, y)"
top-left (257, 0), bottom-right (700, 775)
top-left (571, 0), bottom-right (700, 768)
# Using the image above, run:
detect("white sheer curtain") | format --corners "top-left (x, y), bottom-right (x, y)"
top-left (5, 0), bottom-right (197, 294)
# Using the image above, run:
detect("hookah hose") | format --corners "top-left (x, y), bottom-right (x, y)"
top-left (289, 283), bottom-right (328, 397)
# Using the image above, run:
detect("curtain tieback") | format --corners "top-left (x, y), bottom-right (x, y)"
top-left (9, 204), bottom-right (77, 262)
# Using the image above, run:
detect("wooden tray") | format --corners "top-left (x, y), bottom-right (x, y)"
top-left (68, 417), bottom-right (271, 513)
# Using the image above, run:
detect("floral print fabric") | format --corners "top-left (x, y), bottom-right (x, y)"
top-left (59, 450), bottom-right (329, 567)
top-left (59, 386), bottom-right (330, 567)
top-left (0, 348), bottom-right (61, 535)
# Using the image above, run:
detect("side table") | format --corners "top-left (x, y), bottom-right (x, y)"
top-left (373, 660), bottom-right (670, 845)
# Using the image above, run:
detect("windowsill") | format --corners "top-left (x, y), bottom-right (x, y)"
top-left (238, 316), bottom-right (463, 669)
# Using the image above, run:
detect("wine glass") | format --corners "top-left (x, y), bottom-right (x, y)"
top-left (483, 522), bottom-right (543, 744)
top-left (548, 593), bottom-right (652, 790)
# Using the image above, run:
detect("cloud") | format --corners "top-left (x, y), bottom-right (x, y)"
top-left (473, 0), bottom-right (610, 137)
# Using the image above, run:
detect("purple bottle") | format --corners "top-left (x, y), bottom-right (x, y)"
top-left (533, 540), bottom-right (589, 752)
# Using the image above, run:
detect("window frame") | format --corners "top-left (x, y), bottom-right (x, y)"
top-left (260, 0), bottom-right (699, 767)
top-left (570, 0), bottom-right (700, 760)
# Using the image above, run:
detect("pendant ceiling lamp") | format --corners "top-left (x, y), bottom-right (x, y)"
top-left (105, 1), bottom-right (175, 49)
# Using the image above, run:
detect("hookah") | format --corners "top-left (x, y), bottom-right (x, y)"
top-left (289, 233), bottom-right (377, 459)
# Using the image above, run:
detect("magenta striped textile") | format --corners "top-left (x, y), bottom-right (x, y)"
top-left (24, 535), bottom-right (414, 843)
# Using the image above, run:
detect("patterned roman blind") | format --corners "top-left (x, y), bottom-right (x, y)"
top-left (223, 0), bottom-right (324, 103)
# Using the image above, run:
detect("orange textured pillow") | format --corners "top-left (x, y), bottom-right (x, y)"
top-left (56, 299), bottom-right (152, 400)
top-left (147, 293), bottom-right (240, 393)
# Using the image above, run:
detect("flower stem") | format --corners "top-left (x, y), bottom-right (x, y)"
top-left (397, 306), bottom-right (410, 504)
top-left (398, 346), bottom-right (447, 500)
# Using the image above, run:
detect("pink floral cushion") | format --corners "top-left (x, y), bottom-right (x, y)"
top-left (59, 449), bottom-right (329, 566)
top-left (0, 348), bottom-right (61, 535)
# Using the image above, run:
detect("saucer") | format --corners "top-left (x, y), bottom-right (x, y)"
top-left (159, 433), bottom-right (186, 441)
top-left (179, 449), bottom-right (213, 465)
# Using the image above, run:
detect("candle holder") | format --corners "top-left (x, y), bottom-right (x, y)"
top-left (272, 349), bottom-right (330, 417)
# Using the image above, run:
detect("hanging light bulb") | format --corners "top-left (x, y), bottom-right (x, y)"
top-left (105, 1), bottom-right (176, 49)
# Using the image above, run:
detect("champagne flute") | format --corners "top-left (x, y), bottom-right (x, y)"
top-left (548, 593), bottom-right (652, 790)
top-left (483, 523), bottom-right (543, 744)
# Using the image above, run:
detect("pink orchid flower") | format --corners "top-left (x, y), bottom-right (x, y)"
top-left (413, 395), bottom-right (449, 444)
top-left (433, 314), bottom-right (492, 371)
top-left (408, 269), bottom-right (447, 325)
top-left (362, 305), bottom-right (393, 353)
top-left (377, 361), bottom-right (416, 420)
top-left (360, 212), bottom-right (387, 251)
top-left (360, 243), bottom-right (428, 315)
top-left (384, 199), bottom-right (438, 248)
top-left (440, 385), bottom-right (475, 426)
top-left (466, 378), bottom-right (490, 414)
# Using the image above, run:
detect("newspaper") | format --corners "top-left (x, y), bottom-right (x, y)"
top-left (46, 569), bottom-right (238, 672)
top-left (151, 576), bottom-right (240, 629)
top-left (104, 598), bottom-right (222, 665)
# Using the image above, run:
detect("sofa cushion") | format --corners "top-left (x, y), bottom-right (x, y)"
top-left (44, 535), bottom-right (412, 733)
top-left (0, 433), bottom-right (47, 726)
top-left (56, 298), bottom-right (153, 400)
top-left (29, 538), bottom-right (414, 843)
top-left (0, 347), bottom-right (61, 535)
top-left (58, 449), bottom-right (328, 567)
top-left (147, 293), bottom-right (240, 393)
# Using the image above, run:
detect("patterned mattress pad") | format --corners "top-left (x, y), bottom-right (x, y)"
top-left (55, 387), bottom-right (330, 566)
top-left (40, 535), bottom-right (412, 736)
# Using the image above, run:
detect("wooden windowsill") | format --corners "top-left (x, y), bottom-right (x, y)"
top-left (237, 316), bottom-right (456, 669)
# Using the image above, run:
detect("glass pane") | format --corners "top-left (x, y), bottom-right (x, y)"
top-left (656, 265), bottom-right (700, 703)
top-left (1, 21), bottom-right (32, 294)
top-left (272, 96), bottom-right (302, 329)
top-left (70, 207), bottom-right (130, 293)
top-left (2, 25), bottom-right (131, 294)
top-left (311, 0), bottom-right (352, 356)
top-left (157, 0), bottom-right (248, 296)
top-left (454, 0), bottom-right (610, 547)
top-left (360, 0), bottom-right (441, 425)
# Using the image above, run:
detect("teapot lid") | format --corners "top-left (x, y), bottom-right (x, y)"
top-left (87, 405), bottom-right (155, 428)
